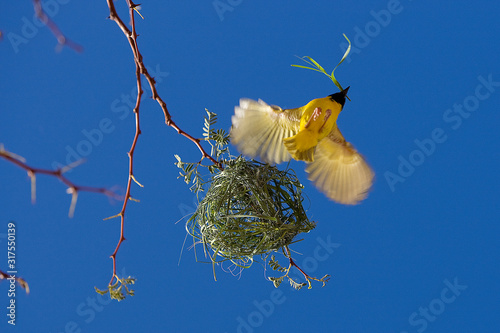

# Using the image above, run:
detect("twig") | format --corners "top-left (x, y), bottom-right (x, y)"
top-left (285, 246), bottom-right (330, 288)
top-left (105, 0), bottom-right (143, 287)
top-left (0, 270), bottom-right (30, 294)
top-left (285, 246), bottom-right (311, 279)
top-left (106, 1), bottom-right (220, 167)
top-left (0, 145), bottom-right (121, 217)
top-left (33, 0), bottom-right (83, 53)
top-left (105, 0), bottom-right (222, 288)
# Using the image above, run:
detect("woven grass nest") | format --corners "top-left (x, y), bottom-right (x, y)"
top-left (187, 157), bottom-right (315, 267)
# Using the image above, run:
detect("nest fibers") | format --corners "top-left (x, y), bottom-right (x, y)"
top-left (186, 157), bottom-right (315, 267)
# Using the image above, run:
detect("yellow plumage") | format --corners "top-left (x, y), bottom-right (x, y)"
top-left (230, 87), bottom-right (374, 205)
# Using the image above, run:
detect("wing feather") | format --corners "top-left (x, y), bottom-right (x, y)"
top-left (231, 98), bottom-right (301, 164)
top-left (305, 126), bottom-right (374, 204)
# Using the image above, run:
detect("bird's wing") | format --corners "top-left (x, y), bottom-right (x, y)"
top-left (231, 98), bottom-right (301, 164)
top-left (305, 126), bottom-right (374, 204)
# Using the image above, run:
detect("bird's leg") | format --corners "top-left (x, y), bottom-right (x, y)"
top-left (319, 109), bottom-right (332, 132)
top-left (304, 107), bottom-right (322, 129)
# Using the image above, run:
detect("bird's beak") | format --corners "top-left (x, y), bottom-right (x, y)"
top-left (343, 86), bottom-right (351, 101)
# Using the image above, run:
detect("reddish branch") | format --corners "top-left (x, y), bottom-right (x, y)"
top-left (286, 246), bottom-right (312, 279)
top-left (106, 1), bottom-right (220, 167)
top-left (285, 246), bottom-right (330, 287)
top-left (0, 148), bottom-right (121, 217)
top-left (105, 0), bottom-right (221, 287)
top-left (0, 270), bottom-right (30, 294)
top-left (33, 0), bottom-right (83, 53)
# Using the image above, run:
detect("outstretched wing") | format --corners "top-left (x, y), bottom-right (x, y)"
top-left (231, 98), bottom-right (301, 164)
top-left (305, 126), bottom-right (374, 204)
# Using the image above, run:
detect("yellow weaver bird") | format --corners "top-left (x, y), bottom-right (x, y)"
top-left (230, 87), bottom-right (374, 205)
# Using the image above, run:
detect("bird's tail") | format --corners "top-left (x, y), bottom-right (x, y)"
top-left (283, 130), bottom-right (317, 162)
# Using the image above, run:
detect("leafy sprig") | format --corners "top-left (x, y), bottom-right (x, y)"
top-left (292, 34), bottom-right (352, 99)
top-left (95, 275), bottom-right (136, 301)
top-left (175, 109), bottom-right (231, 194)
top-left (268, 252), bottom-right (331, 290)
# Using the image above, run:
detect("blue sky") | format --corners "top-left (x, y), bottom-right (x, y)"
top-left (1, 1), bottom-right (499, 332)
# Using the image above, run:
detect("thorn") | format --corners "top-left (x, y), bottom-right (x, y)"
top-left (129, 197), bottom-right (140, 203)
top-left (103, 214), bottom-right (121, 221)
top-left (131, 174), bottom-right (144, 187)
top-left (68, 190), bottom-right (78, 218)
top-left (29, 172), bottom-right (36, 204)
top-left (60, 159), bottom-right (86, 174)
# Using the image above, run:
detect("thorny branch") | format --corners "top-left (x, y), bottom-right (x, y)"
top-left (1, 3), bottom-right (111, 293)
top-left (106, 1), bottom-right (220, 167)
top-left (32, 0), bottom-right (83, 53)
top-left (0, 145), bottom-right (121, 217)
top-left (104, 0), bottom-right (222, 288)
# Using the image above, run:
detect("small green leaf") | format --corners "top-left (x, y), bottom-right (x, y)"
top-left (304, 56), bottom-right (326, 73)
top-left (269, 276), bottom-right (284, 288)
top-left (288, 277), bottom-right (306, 290)
top-left (290, 64), bottom-right (323, 72)
top-left (268, 255), bottom-right (286, 272)
top-left (94, 287), bottom-right (108, 295)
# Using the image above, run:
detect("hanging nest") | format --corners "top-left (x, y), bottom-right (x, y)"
top-left (186, 157), bottom-right (316, 267)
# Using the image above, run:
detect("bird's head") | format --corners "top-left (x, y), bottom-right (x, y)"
top-left (329, 86), bottom-right (350, 107)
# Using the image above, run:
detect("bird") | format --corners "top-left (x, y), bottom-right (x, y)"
top-left (230, 87), bottom-right (374, 205)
